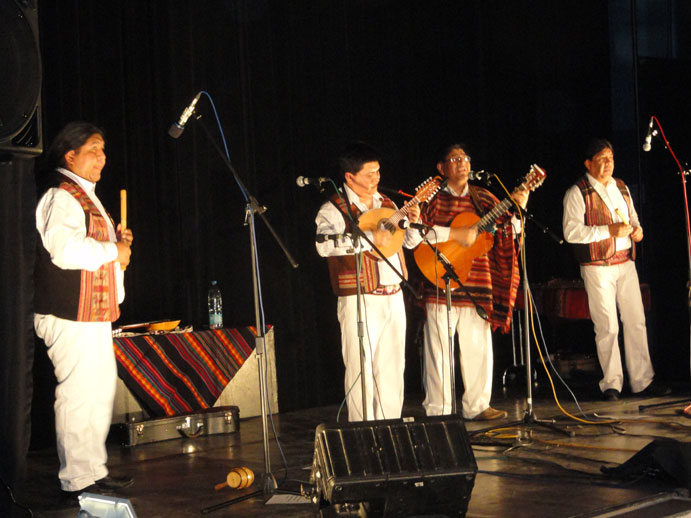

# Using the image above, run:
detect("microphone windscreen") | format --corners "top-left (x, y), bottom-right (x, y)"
top-left (168, 123), bottom-right (183, 139)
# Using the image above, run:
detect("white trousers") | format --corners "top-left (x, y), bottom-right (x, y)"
top-left (423, 304), bottom-right (493, 419)
top-left (337, 292), bottom-right (406, 422)
top-left (34, 314), bottom-right (116, 491)
top-left (580, 260), bottom-right (654, 393)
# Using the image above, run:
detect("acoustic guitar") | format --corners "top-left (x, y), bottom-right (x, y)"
top-left (414, 164), bottom-right (546, 290)
top-left (356, 176), bottom-right (447, 258)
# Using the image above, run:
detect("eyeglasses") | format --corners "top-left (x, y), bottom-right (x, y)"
top-left (446, 155), bottom-right (471, 164)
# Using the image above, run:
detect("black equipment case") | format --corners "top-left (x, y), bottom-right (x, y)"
top-left (111, 406), bottom-right (239, 446)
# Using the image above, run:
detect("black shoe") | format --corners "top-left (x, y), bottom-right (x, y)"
top-left (603, 389), bottom-right (621, 401)
top-left (637, 380), bottom-right (672, 398)
top-left (95, 474), bottom-right (134, 490)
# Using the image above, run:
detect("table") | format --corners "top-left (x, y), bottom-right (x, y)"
top-left (517, 278), bottom-right (651, 320)
top-left (512, 279), bottom-right (652, 378)
top-left (113, 327), bottom-right (259, 417)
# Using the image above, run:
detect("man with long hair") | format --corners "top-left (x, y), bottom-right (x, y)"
top-left (34, 121), bottom-right (134, 502)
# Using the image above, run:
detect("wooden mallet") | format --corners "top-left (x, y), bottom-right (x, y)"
top-left (214, 467), bottom-right (255, 491)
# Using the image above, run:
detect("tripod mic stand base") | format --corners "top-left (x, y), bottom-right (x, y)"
top-left (199, 474), bottom-right (282, 514)
top-left (472, 411), bottom-right (574, 438)
top-left (520, 411), bottom-right (574, 437)
top-left (263, 472), bottom-right (278, 495)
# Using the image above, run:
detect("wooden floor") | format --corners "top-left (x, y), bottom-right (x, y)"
top-left (7, 378), bottom-right (691, 518)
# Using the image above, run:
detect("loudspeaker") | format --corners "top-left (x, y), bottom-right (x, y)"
top-left (0, 0), bottom-right (42, 156)
top-left (310, 415), bottom-right (477, 518)
top-left (79, 492), bottom-right (138, 517)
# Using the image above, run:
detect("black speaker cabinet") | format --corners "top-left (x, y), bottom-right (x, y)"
top-left (311, 415), bottom-right (477, 518)
top-left (0, 0), bottom-right (43, 156)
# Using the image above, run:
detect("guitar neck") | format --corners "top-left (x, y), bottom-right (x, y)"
top-left (385, 195), bottom-right (419, 228)
top-left (376, 177), bottom-right (443, 231)
top-left (473, 198), bottom-right (513, 233)
top-left (470, 168), bottom-right (544, 233)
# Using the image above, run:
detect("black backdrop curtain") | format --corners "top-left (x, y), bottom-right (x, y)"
top-left (33, 0), bottom-right (618, 415)
top-left (0, 157), bottom-right (36, 485)
top-left (4, 0), bottom-right (690, 487)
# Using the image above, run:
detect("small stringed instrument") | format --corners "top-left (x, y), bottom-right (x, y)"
top-left (414, 164), bottom-right (546, 290)
top-left (357, 176), bottom-right (447, 258)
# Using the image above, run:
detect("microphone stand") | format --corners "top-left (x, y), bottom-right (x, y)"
top-left (330, 186), bottom-right (418, 421)
top-left (475, 213), bottom-right (571, 437)
top-left (421, 240), bottom-right (487, 415)
top-left (521, 209), bottom-right (564, 245)
top-left (192, 116), bottom-right (298, 512)
top-left (647, 117), bottom-right (691, 379)
top-left (502, 208), bottom-right (562, 388)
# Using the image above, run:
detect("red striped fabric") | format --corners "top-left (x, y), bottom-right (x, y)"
top-left (326, 192), bottom-right (406, 295)
top-left (113, 327), bottom-right (257, 417)
top-left (421, 187), bottom-right (519, 332)
top-left (60, 180), bottom-right (120, 322)
top-left (576, 176), bottom-right (636, 265)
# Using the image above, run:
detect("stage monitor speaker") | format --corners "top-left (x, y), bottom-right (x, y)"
top-left (78, 492), bottom-right (138, 517)
top-left (310, 415), bottom-right (477, 518)
top-left (0, 0), bottom-right (43, 156)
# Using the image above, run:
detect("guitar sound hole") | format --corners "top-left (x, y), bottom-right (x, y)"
top-left (379, 220), bottom-right (396, 233)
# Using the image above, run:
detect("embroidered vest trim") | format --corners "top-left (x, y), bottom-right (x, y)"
top-left (326, 191), bottom-right (408, 296)
top-left (34, 176), bottom-right (120, 322)
top-left (572, 176), bottom-right (636, 266)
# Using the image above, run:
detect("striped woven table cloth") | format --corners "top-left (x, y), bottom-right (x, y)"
top-left (113, 327), bottom-right (259, 417)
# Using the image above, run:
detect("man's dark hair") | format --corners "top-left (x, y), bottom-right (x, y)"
top-left (338, 142), bottom-right (380, 178)
top-left (44, 121), bottom-right (105, 169)
top-left (584, 138), bottom-right (613, 161)
top-left (435, 142), bottom-right (469, 165)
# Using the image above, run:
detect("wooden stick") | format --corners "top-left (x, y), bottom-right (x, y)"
top-left (120, 189), bottom-right (127, 271)
top-left (614, 208), bottom-right (629, 225)
top-left (120, 189), bottom-right (127, 230)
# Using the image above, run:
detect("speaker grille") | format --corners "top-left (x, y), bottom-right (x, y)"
top-left (312, 415), bottom-right (477, 517)
top-left (0, 0), bottom-right (42, 153)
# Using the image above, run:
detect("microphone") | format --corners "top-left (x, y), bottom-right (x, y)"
top-left (642, 117), bottom-right (655, 152)
top-left (168, 92), bottom-right (202, 139)
top-left (469, 170), bottom-right (492, 181)
top-left (316, 233), bottom-right (345, 243)
top-left (398, 220), bottom-right (433, 231)
top-left (296, 176), bottom-right (329, 188)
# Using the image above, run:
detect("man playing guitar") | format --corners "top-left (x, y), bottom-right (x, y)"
top-left (314, 142), bottom-right (421, 422)
top-left (416, 143), bottom-right (529, 421)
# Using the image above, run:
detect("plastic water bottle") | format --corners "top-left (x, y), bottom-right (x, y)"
top-left (208, 280), bottom-right (223, 329)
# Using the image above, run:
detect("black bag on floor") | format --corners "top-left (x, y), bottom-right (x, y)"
top-left (601, 438), bottom-right (691, 491)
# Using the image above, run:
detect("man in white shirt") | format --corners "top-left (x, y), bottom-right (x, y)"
top-left (315, 142), bottom-right (420, 421)
top-left (34, 121), bottom-right (134, 502)
top-left (417, 143), bottom-right (528, 421)
top-left (562, 138), bottom-right (669, 401)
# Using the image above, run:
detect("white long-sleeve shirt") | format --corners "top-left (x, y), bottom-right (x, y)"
top-left (36, 168), bottom-right (125, 304)
top-left (562, 173), bottom-right (638, 252)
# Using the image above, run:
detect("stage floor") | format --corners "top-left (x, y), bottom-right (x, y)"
top-left (9, 382), bottom-right (691, 518)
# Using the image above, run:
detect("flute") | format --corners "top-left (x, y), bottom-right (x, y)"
top-left (120, 189), bottom-right (127, 271)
